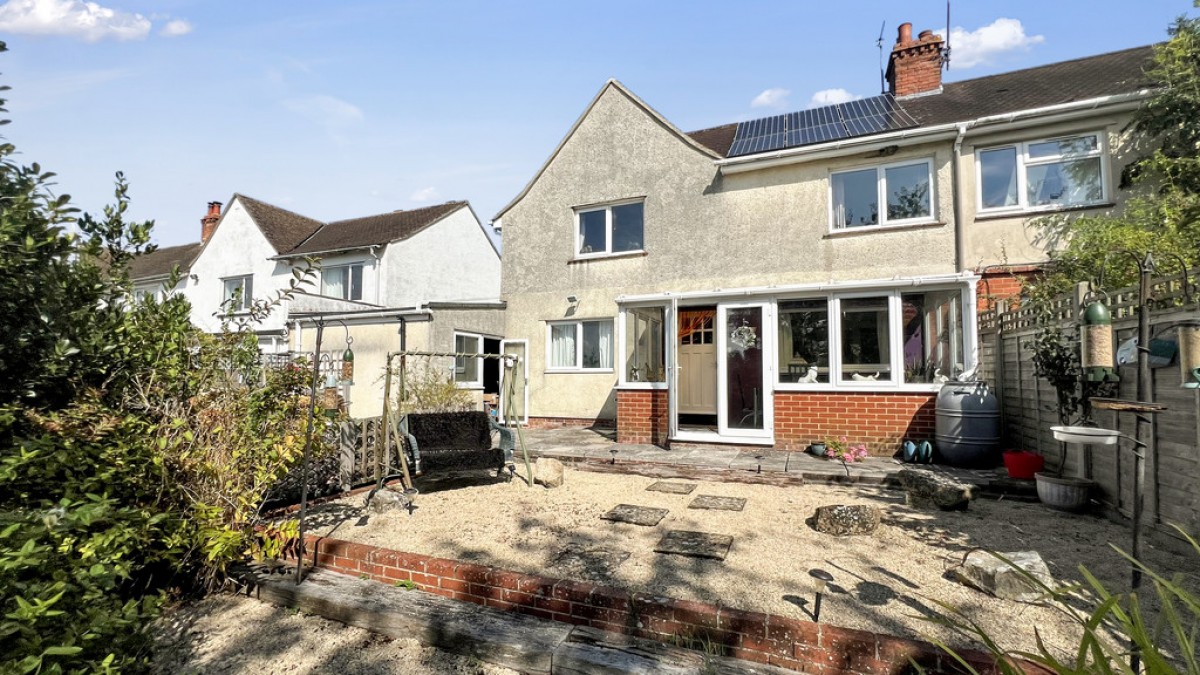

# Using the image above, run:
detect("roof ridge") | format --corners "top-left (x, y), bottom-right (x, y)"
top-left (942, 43), bottom-right (1158, 88)
top-left (686, 121), bottom-right (738, 135)
top-left (233, 192), bottom-right (329, 226)
top-left (326, 199), bottom-right (467, 226)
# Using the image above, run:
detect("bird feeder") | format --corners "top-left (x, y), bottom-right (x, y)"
top-left (321, 371), bottom-right (341, 418)
top-left (340, 345), bottom-right (355, 384)
top-left (1179, 323), bottom-right (1200, 389)
top-left (1082, 300), bottom-right (1118, 382)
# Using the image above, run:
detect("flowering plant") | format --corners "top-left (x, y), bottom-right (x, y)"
top-left (824, 436), bottom-right (868, 463)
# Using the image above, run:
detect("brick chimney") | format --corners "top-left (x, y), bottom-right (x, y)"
top-left (200, 201), bottom-right (221, 243)
top-left (886, 22), bottom-right (945, 98)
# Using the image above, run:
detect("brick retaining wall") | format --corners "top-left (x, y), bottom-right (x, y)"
top-left (774, 392), bottom-right (936, 454)
top-left (288, 533), bottom-right (1032, 675)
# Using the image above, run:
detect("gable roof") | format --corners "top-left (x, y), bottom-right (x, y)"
top-left (235, 193), bottom-right (326, 253)
top-left (129, 242), bottom-right (203, 280)
top-left (690, 45), bottom-right (1157, 159)
top-left (493, 79), bottom-right (723, 221)
top-left (287, 200), bottom-right (468, 255)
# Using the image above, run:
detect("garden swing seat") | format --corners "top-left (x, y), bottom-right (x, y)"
top-left (399, 411), bottom-right (516, 482)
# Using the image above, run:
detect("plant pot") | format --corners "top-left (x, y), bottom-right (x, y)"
top-left (807, 442), bottom-right (827, 457)
top-left (1035, 472), bottom-right (1095, 512)
top-left (1003, 451), bottom-right (1045, 480)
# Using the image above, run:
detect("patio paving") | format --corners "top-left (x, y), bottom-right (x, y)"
top-left (514, 427), bottom-right (1010, 489)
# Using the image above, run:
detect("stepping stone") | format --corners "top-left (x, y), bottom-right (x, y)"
top-left (687, 495), bottom-right (747, 511)
top-left (646, 481), bottom-right (697, 495)
top-left (654, 530), bottom-right (733, 560)
top-left (601, 504), bottom-right (669, 526)
top-left (548, 543), bottom-right (630, 581)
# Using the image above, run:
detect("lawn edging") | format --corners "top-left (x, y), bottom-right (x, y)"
top-left (285, 532), bottom-right (1045, 675)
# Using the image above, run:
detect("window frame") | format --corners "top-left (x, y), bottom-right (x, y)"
top-left (321, 262), bottom-right (364, 301)
top-left (828, 158), bottom-right (937, 232)
top-left (545, 318), bottom-right (616, 373)
top-left (617, 303), bottom-right (670, 389)
top-left (975, 131), bottom-right (1108, 215)
top-left (221, 275), bottom-right (253, 312)
top-left (573, 198), bottom-right (646, 260)
top-left (774, 284), bottom-right (974, 393)
top-left (453, 331), bottom-right (484, 389)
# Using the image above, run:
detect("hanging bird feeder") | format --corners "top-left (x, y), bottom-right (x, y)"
top-left (1081, 297), bottom-right (1119, 383)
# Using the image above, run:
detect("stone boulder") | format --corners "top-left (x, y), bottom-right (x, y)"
top-left (812, 504), bottom-right (881, 536)
top-left (953, 550), bottom-right (1055, 602)
top-left (897, 469), bottom-right (975, 511)
top-left (366, 488), bottom-right (414, 514)
top-left (535, 457), bottom-right (565, 488)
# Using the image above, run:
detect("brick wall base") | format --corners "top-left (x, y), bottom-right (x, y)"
top-left (526, 416), bottom-right (614, 430)
top-left (287, 533), bottom-right (1033, 675)
top-left (774, 392), bottom-right (935, 454)
top-left (616, 389), bottom-right (668, 446)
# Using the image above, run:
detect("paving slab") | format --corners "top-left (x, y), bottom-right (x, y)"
top-left (670, 448), bottom-right (740, 468)
top-left (688, 495), bottom-right (747, 511)
top-left (654, 530), bottom-right (733, 560)
top-left (646, 481), bottom-right (697, 494)
top-left (728, 449), bottom-right (789, 472)
top-left (601, 504), bottom-right (669, 526)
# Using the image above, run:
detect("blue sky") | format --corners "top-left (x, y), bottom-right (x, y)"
top-left (0, 1), bottom-right (1194, 246)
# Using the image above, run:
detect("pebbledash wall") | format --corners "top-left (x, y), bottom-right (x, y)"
top-left (616, 390), bottom-right (934, 453)
top-left (290, 531), bottom-right (1034, 675)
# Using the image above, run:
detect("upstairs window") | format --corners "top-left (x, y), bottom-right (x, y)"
top-left (322, 263), bottom-right (364, 301)
top-left (222, 275), bottom-right (253, 311)
top-left (831, 159), bottom-right (933, 230)
top-left (576, 200), bottom-right (644, 257)
top-left (978, 132), bottom-right (1105, 213)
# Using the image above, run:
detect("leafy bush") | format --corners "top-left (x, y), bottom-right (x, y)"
top-left (394, 361), bottom-right (474, 413)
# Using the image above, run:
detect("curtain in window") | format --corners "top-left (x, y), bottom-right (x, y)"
top-left (551, 324), bottom-right (576, 368)
top-left (322, 268), bottom-right (346, 298)
top-left (596, 321), bottom-right (613, 369)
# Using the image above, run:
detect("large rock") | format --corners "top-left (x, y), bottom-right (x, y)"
top-left (897, 468), bottom-right (975, 511)
top-left (953, 550), bottom-right (1055, 602)
top-left (812, 504), bottom-right (881, 536)
top-left (534, 457), bottom-right (565, 488)
top-left (366, 488), bottom-right (414, 514)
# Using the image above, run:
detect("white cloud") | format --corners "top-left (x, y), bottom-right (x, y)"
top-left (282, 94), bottom-right (364, 128)
top-left (808, 88), bottom-right (861, 108)
top-left (751, 87), bottom-right (790, 109)
top-left (943, 18), bottom-right (1045, 69)
top-left (0, 0), bottom-right (151, 42)
top-left (159, 18), bottom-right (190, 37)
top-left (409, 187), bottom-right (440, 203)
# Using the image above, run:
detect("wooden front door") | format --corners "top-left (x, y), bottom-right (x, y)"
top-left (677, 309), bottom-right (716, 415)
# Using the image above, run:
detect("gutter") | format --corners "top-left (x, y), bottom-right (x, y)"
top-left (616, 271), bottom-right (979, 304)
top-left (292, 308), bottom-right (433, 324)
top-left (716, 90), bottom-right (1155, 174)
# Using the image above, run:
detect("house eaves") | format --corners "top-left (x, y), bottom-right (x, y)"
top-left (492, 79), bottom-right (722, 222)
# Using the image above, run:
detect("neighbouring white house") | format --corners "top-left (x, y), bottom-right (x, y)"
top-left (493, 21), bottom-right (1156, 451)
top-left (131, 195), bottom-right (504, 417)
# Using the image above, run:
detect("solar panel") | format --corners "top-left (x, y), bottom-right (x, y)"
top-left (726, 94), bottom-right (920, 158)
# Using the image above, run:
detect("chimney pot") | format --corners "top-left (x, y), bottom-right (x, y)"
top-left (201, 201), bottom-right (222, 244)
top-left (918, 29), bottom-right (934, 40)
top-left (897, 22), bottom-right (912, 45)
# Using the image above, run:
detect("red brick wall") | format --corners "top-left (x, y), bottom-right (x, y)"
top-left (978, 265), bottom-right (1043, 313)
top-left (616, 389), bottom-right (668, 445)
top-left (526, 416), bottom-right (614, 429)
top-left (887, 29), bottom-right (944, 97)
top-left (290, 534), bottom-right (1035, 675)
top-left (774, 392), bottom-right (936, 455)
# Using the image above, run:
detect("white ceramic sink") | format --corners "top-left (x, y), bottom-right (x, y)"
top-left (1051, 425), bottom-right (1120, 445)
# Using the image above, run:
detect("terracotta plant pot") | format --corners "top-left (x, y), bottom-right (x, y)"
top-left (1002, 450), bottom-right (1045, 479)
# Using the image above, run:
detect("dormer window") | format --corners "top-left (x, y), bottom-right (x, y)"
top-left (575, 200), bottom-right (644, 258)
top-left (322, 263), bottom-right (363, 301)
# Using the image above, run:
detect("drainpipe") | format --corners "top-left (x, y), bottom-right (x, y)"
top-left (951, 122), bottom-right (971, 273)
top-left (293, 319), bottom-right (303, 353)
top-left (370, 245), bottom-right (382, 304)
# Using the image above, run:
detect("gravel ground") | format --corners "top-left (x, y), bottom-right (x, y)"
top-left (297, 468), bottom-right (1191, 656)
top-left (151, 594), bottom-right (519, 675)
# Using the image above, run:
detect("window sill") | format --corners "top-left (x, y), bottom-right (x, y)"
top-left (775, 383), bottom-right (944, 393)
top-left (569, 250), bottom-right (648, 264)
top-left (546, 368), bottom-right (615, 374)
top-left (824, 221), bottom-right (945, 239)
top-left (974, 202), bottom-right (1115, 222)
top-left (616, 382), bottom-right (668, 390)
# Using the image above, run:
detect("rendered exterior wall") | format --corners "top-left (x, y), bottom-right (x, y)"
top-left (500, 84), bottom-right (959, 422)
top-left (185, 198), bottom-right (297, 335)
top-left (382, 206), bottom-right (501, 308)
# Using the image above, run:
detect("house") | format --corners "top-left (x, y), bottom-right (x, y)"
top-left (493, 22), bottom-right (1156, 450)
top-left (131, 195), bottom-right (504, 418)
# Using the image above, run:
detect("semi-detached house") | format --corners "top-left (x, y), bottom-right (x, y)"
top-left (494, 23), bottom-right (1156, 451)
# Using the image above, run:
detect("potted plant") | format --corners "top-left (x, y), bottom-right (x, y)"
top-left (820, 436), bottom-right (869, 463)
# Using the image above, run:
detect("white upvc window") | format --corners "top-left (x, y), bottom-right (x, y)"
top-left (221, 275), bottom-right (253, 311)
top-left (453, 332), bottom-right (483, 388)
top-left (618, 304), bottom-right (668, 388)
top-left (547, 319), bottom-right (615, 372)
top-left (775, 285), bottom-right (972, 391)
top-left (977, 132), bottom-right (1107, 214)
top-left (574, 199), bottom-right (644, 258)
top-left (321, 263), bottom-right (364, 301)
top-left (830, 158), bottom-right (935, 230)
